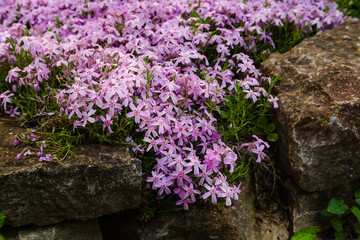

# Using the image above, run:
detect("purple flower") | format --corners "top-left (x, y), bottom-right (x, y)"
top-left (5, 107), bottom-right (20, 117)
top-left (17, 152), bottom-right (23, 160)
top-left (24, 150), bottom-right (32, 156)
top-left (268, 95), bottom-right (279, 108)
top-left (39, 154), bottom-right (53, 162)
top-left (218, 184), bottom-right (234, 206)
top-left (202, 184), bottom-right (220, 204)
top-left (27, 134), bottom-right (37, 142)
top-left (13, 138), bottom-right (22, 146)
top-left (146, 171), bottom-right (165, 190)
top-left (126, 102), bottom-right (147, 124)
top-left (157, 177), bottom-right (173, 195)
top-left (100, 114), bottom-right (113, 133)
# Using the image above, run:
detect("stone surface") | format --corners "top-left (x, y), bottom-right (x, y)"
top-left (285, 178), bottom-right (360, 233)
top-left (0, 117), bottom-right (142, 227)
top-left (3, 219), bottom-right (103, 240)
top-left (253, 207), bottom-right (289, 240)
top-left (261, 19), bottom-right (360, 192)
top-left (100, 176), bottom-right (256, 240)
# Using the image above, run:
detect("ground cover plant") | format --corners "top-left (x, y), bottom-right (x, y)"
top-left (0, 0), bottom-right (345, 211)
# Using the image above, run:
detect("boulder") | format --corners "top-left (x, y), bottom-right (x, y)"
top-left (261, 19), bottom-right (360, 192)
top-left (3, 219), bottom-right (103, 240)
top-left (285, 178), bottom-right (360, 233)
top-left (100, 176), bottom-right (256, 240)
top-left (0, 117), bottom-right (142, 227)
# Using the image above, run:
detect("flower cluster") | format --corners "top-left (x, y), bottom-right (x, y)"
top-left (0, 0), bottom-right (344, 208)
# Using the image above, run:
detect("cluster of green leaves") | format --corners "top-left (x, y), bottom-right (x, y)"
top-left (252, 22), bottom-right (316, 65)
top-left (292, 189), bottom-right (360, 240)
top-left (336, 0), bottom-right (360, 18)
top-left (0, 212), bottom-right (5, 240)
top-left (219, 76), bottom-right (280, 145)
top-left (3, 39), bottom-right (61, 116)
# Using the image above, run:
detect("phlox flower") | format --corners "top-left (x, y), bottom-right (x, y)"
top-left (176, 196), bottom-right (194, 210)
top-left (100, 114), bottom-right (113, 133)
top-left (232, 183), bottom-right (241, 201)
top-left (13, 138), bottom-right (22, 146)
top-left (157, 177), bottom-right (173, 195)
top-left (143, 137), bottom-right (158, 152)
top-left (244, 89), bottom-right (261, 102)
top-left (169, 165), bottom-right (192, 187)
top-left (126, 102), bottom-right (147, 124)
top-left (183, 183), bottom-right (201, 202)
top-left (202, 184), bottom-right (221, 204)
top-left (268, 95), bottom-right (279, 108)
top-left (81, 109), bottom-right (96, 127)
top-left (5, 107), bottom-right (20, 117)
top-left (252, 144), bottom-right (266, 163)
top-left (195, 165), bottom-right (213, 186)
top-left (218, 183), bottom-right (234, 206)
top-left (168, 154), bottom-right (186, 171)
top-left (223, 151), bottom-right (237, 173)
top-left (24, 150), bottom-right (31, 156)
top-left (39, 154), bottom-right (53, 162)
top-left (185, 154), bottom-right (201, 175)
top-left (0, 90), bottom-right (14, 110)
top-left (17, 152), bottom-right (23, 160)
top-left (147, 170), bottom-right (165, 190)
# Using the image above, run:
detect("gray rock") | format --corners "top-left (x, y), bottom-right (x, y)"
top-left (100, 176), bottom-right (256, 240)
top-left (261, 19), bottom-right (360, 192)
top-left (0, 117), bottom-right (142, 227)
top-left (253, 207), bottom-right (289, 240)
top-left (3, 219), bottom-right (103, 240)
top-left (285, 178), bottom-right (360, 233)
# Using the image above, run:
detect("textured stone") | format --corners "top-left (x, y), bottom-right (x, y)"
top-left (261, 19), bottom-right (360, 192)
top-left (0, 117), bottom-right (142, 227)
top-left (100, 176), bottom-right (256, 240)
top-left (3, 219), bottom-right (103, 240)
top-left (253, 207), bottom-right (289, 240)
top-left (285, 179), bottom-right (360, 233)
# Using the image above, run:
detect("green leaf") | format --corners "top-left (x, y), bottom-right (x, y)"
top-left (0, 212), bottom-right (5, 229)
top-left (265, 123), bottom-right (276, 133)
top-left (321, 209), bottom-right (337, 217)
top-left (220, 111), bottom-right (230, 119)
top-left (0, 233), bottom-right (4, 240)
top-left (324, 5), bottom-right (329, 13)
top-left (352, 206), bottom-right (360, 223)
top-left (257, 117), bottom-right (268, 129)
top-left (330, 218), bottom-right (343, 232)
top-left (327, 198), bottom-right (348, 216)
top-left (354, 222), bottom-right (360, 234)
top-left (251, 127), bottom-right (262, 135)
top-left (296, 226), bottom-right (321, 234)
top-left (335, 232), bottom-right (347, 240)
top-left (356, 189), bottom-right (360, 205)
top-left (267, 133), bottom-right (278, 142)
top-left (291, 226), bottom-right (320, 240)
top-left (291, 232), bottom-right (317, 240)
top-left (189, 10), bottom-right (201, 19)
